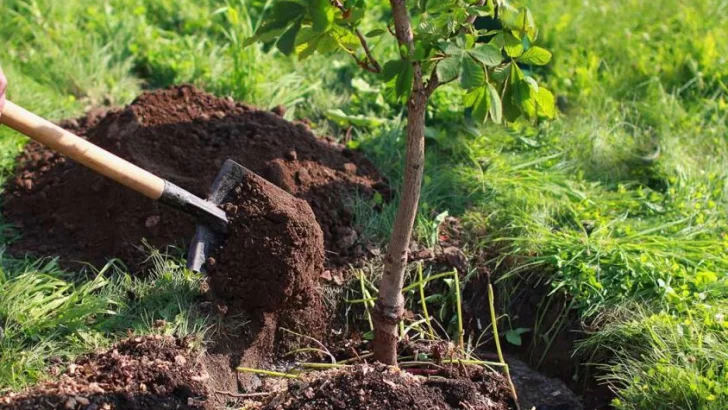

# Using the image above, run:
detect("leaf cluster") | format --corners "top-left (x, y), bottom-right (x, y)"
top-left (246, 0), bottom-right (556, 123)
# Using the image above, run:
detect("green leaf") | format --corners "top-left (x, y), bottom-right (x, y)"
top-left (317, 32), bottom-right (339, 53)
top-left (395, 63), bottom-right (414, 97)
top-left (472, 87), bottom-right (489, 124)
top-left (329, 25), bottom-right (359, 50)
top-left (427, 1), bottom-right (453, 13)
top-left (245, 19), bottom-right (290, 46)
top-left (469, 1), bottom-right (495, 17)
top-left (441, 42), bottom-right (463, 56)
top-left (468, 43), bottom-right (502, 67)
top-left (272, 1), bottom-right (307, 22)
top-left (436, 56), bottom-right (461, 83)
top-left (413, 42), bottom-right (429, 60)
top-left (501, 64), bottom-right (520, 121)
top-left (310, 0), bottom-right (334, 32)
top-left (463, 88), bottom-right (482, 107)
top-left (365, 29), bottom-right (386, 38)
top-left (424, 294), bottom-right (445, 304)
top-left (536, 87), bottom-right (556, 119)
top-left (276, 20), bottom-right (302, 55)
top-left (518, 46), bottom-right (552, 65)
top-left (505, 328), bottom-right (530, 346)
top-left (294, 27), bottom-right (322, 59)
top-left (382, 60), bottom-right (406, 81)
top-left (510, 62), bottom-right (525, 83)
top-left (460, 57), bottom-right (485, 89)
top-left (487, 83), bottom-right (502, 123)
top-left (516, 7), bottom-right (537, 40)
top-left (504, 32), bottom-right (524, 57)
top-left (510, 65), bottom-right (537, 118)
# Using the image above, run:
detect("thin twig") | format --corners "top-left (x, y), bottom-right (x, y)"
top-left (425, 64), bottom-right (457, 97)
top-left (355, 29), bottom-right (382, 73)
top-left (426, 70), bottom-right (440, 96)
top-left (332, 0), bottom-right (381, 73)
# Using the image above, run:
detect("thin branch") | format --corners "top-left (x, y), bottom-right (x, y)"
top-left (425, 64), bottom-right (458, 97)
top-left (425, 70), bottom-right (440, 97)
top-left (331, 0), bottom-right (381, 73)
top-left (386, 24), bottom-right (396, 37)
top-left (355, 30), bottom-right (382, 73)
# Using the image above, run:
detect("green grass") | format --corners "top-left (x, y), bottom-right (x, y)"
top-left (1, 0), bottom-right (727, 407)
top-left (0, 251), bottom-right (205, 391)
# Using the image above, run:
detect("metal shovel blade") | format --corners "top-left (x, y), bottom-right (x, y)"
top-left (187, 159), bottom-right (254, 272)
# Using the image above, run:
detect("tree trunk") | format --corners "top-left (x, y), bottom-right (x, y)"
top-left (373, 0), bottom-right (427, 366)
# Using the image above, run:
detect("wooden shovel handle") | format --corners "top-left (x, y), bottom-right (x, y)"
top-left (1, 100), bottom-right (165, 200)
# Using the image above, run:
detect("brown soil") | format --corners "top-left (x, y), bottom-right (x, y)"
top-left (251, 364), bottom-right (514, 410)
top-left (207, 173), bottom-right (324, 312)
top-left (0, 336), bottom-right (210, 410)
top-left (3, 85), bottom-right (386, 272)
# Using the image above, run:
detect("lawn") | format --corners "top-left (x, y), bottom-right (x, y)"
top-left (1, 0), bottom-right (727, 408)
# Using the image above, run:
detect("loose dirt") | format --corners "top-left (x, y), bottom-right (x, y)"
top-left (249, 364), bottom-right (513, 410)
top-left (0, 335), bottom-right (210, 410)
top-left (207, 172), bottom-right (324, 312)
top-left (3, 85), bottom-right (387, 272)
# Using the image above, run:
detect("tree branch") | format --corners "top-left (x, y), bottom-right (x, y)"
top-left (355, 30), bottom-right (382, 73)
top-left (331, 0), bottom-right (381, 73)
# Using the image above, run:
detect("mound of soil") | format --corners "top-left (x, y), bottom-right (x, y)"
top-left (0, 336), bottom-right (210, 410)
top-left (208, 172), bottom-right (324, 312)
top-left (4, 85), bottom-right (386, 271)
top-left (251, 364), bottom-right (513, 410)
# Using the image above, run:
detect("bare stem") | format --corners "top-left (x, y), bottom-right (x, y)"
top-left (373, 0), bottom-right (427, 366)
top-left (488, 282), bottom-right (520, 408)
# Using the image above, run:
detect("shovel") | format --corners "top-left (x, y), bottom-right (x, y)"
top-left (1, 100), bottom-right (249, 272)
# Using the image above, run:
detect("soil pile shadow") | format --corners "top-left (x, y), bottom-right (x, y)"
top-left (0, 336), bottom-right (211, 410)
top-left (4, 85), bottom-right (387, 271)
top-left (253, 364), bottom-right (513, 410)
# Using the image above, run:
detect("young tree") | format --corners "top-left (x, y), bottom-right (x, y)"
top-left (249, 0), bottom-right (554, 365)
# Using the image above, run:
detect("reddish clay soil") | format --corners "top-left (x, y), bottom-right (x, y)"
top-left (0, 336), bottom-right (210, 410)
top-left (207, 173), bottom-right (324, 312)
top-left (250, 364), bottom-right (513, 410)
top-left (3, 85), bottom-right (387, 272)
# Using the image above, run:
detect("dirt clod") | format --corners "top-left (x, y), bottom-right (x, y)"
top-left (208, 173), bottom-right (324, 312)
top-left (4, 85), bottom-right (385, 272)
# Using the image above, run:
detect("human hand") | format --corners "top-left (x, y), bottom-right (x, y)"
top-left (0, 67), bottom-right (7, 117)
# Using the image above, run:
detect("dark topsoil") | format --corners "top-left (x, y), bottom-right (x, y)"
top-left (0, 340), bottom-right (515, 410)
top-left (255, 364), bottom-right (513, 410)
top-left (3, 85), bottom-right (387, 272)
top-left (0, 336), bottom-right (209, 410)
